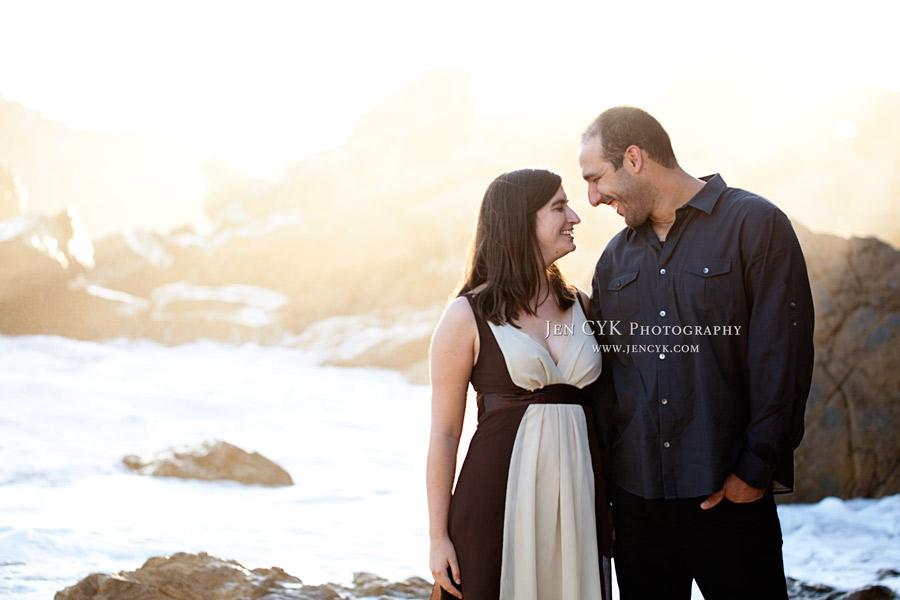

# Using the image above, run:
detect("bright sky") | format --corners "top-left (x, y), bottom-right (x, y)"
top-left (1, 0), bottom-right (897, 177)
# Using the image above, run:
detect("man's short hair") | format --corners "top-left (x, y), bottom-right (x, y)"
top-left (582, 106), bottom-right (678, 170)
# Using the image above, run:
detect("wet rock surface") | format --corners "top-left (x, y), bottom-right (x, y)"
top-left (54, 552), bottom-right (434, 600)
top-left (122, 441), bottom-right (293, 487)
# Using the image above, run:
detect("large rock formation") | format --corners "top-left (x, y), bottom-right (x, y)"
top-left (792, 225), bottom-right (900, 502)
top-left (122, 441), bottom-right (293, 487)
top-left (54, 552), bottom-right (434, 600)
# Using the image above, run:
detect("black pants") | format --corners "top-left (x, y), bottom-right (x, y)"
top-left (611, 486), bottom-right (788, 600)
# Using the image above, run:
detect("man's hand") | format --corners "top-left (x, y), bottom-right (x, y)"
top-left (700, 472), bottom-right (765, 510)
top-left (430, 536), bottom-right (462, 598)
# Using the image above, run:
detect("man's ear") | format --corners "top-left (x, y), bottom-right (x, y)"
top-left (624, 145), bottom-right (644, 174)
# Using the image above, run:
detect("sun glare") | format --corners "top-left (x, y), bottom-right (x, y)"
top-left (1, 0), bottom-right (896, 178)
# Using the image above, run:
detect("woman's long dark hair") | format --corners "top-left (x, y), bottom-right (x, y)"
top-left (457, 168), bottom-right (576, 326)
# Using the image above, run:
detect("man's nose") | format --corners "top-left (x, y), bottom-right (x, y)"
top-left (588, 188), bottom-right (603, 207)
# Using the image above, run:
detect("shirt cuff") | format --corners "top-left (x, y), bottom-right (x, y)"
top-left (733, 445), bottom-right (775, 490)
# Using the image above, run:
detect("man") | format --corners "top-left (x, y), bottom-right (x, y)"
top-left (579, 106), bottom-right (814, 599)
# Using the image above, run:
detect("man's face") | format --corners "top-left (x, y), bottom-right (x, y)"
top-left (578, 137), bottom-right (657, 228)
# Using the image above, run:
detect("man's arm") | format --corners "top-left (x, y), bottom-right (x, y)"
top-left (704, 206), bottom-right (815, 507)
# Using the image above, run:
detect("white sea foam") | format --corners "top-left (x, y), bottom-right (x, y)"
top-left (0, 335), bottom-right (897, 599)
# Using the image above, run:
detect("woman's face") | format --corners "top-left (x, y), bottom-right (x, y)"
top-left (534, 184), bottom-right (580, 267)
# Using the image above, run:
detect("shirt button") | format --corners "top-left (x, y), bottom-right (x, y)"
top-left (661, 398), bottom-right (668, 405)
top-left (659, 268), bottom-right (666, 275)
top-left (659, 353), bottom-right (666, 360)
top-left (702, 267), bottom-right (709, 274)
top-left (663, 442), bottom-right (671, 448)
top-left (792, 320), bottom-right (798, 327)
top-left (790, 301), bottom-right (797, 308)
top-left (659, 310), bottom-right (666, 317)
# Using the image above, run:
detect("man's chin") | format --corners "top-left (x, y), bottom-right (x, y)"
top-left (624, 213), bottom-right (650, 228)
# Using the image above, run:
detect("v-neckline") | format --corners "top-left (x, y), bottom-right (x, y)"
top-left (509, 302), bottom-right (578, 369)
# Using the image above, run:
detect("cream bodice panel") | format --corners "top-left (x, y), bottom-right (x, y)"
top-left (487, 299), bottom-right (602, 391)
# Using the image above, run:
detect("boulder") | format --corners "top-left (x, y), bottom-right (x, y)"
top-left (54, 552), bottom-right (434, 600)
top-left (792, 225), bottom-right (900, 502)
top-left (786, 577), bottom-right (898, 599)
top-left (122, 441), bottom-right (293, 487)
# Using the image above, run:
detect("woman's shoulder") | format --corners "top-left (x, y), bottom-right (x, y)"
top-left (439, 296), bottom-right (477, 329)
top-left (431, 296), bottom-right (479, 359)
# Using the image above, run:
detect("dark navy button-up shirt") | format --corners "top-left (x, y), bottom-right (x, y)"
top-left (589, 174), bottom-right (815, 500)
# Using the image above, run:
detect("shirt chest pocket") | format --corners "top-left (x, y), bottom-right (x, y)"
top-left (684, 259), bottom-right (732, 317)
top-left (601, 269), bottom-right (641, 322)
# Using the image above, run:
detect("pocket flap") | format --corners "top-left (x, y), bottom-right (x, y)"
top-left (685, 259), bottom-right (731, 277)
top-left (607, 270), bottom-right (639, 291)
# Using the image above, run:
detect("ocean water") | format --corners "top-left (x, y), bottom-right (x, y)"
top-left (0, 336), bottom-right (897, 599)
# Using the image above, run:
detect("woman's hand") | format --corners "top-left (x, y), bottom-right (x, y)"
top-left (430, 536), bottom-right (462, 598)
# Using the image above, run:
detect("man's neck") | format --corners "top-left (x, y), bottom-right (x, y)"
top-left (649, 168), bottom-right (707, 242)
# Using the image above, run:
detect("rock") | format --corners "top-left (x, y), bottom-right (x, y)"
top-left (0, 214), bottom-right (160, 339)
top-left (841, 586), bottom-right (899, 600)
top-left (0, 208), bottom-right (94, 303)
top-left (787, 577), bottom-right (842, 599)
top-left (89, 229), bottom-right (175, 299)
top-left (143, 281), bottom-right (289, 345)
top-left (122, 441), bottom-right (293, 487)
top-left (54, 552), bottom-right (308, 600)
top-left (786, 577), bottom-right (899, 599)
top-left (54, 552), bottom-right (432, 600)
top-left (294, 307), bottom-right (441, 385)
top-left (337, 571), bottom-right (433, 599)
top-left (791, 225), bottom-right (900, 502)
top-left (0, 208), bottom-right (158, 339)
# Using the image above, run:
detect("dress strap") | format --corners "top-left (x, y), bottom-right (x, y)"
top-left (574, 289), bottom-right (588, 317)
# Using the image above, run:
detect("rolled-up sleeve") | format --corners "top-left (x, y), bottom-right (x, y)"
top-left (734, 207), bottom-right (815, 490)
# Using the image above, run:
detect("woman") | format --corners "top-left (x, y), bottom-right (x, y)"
top-left (426, 168), bottom-right (612, 600)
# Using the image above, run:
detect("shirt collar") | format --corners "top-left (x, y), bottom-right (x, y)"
top-left (683, 173), bottom-right (726, 215)
top-left (625, 174), bottom-right (726, 241)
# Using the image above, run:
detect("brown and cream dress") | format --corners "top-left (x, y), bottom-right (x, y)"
top-left (434, 294), bottom-right (612, 600)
